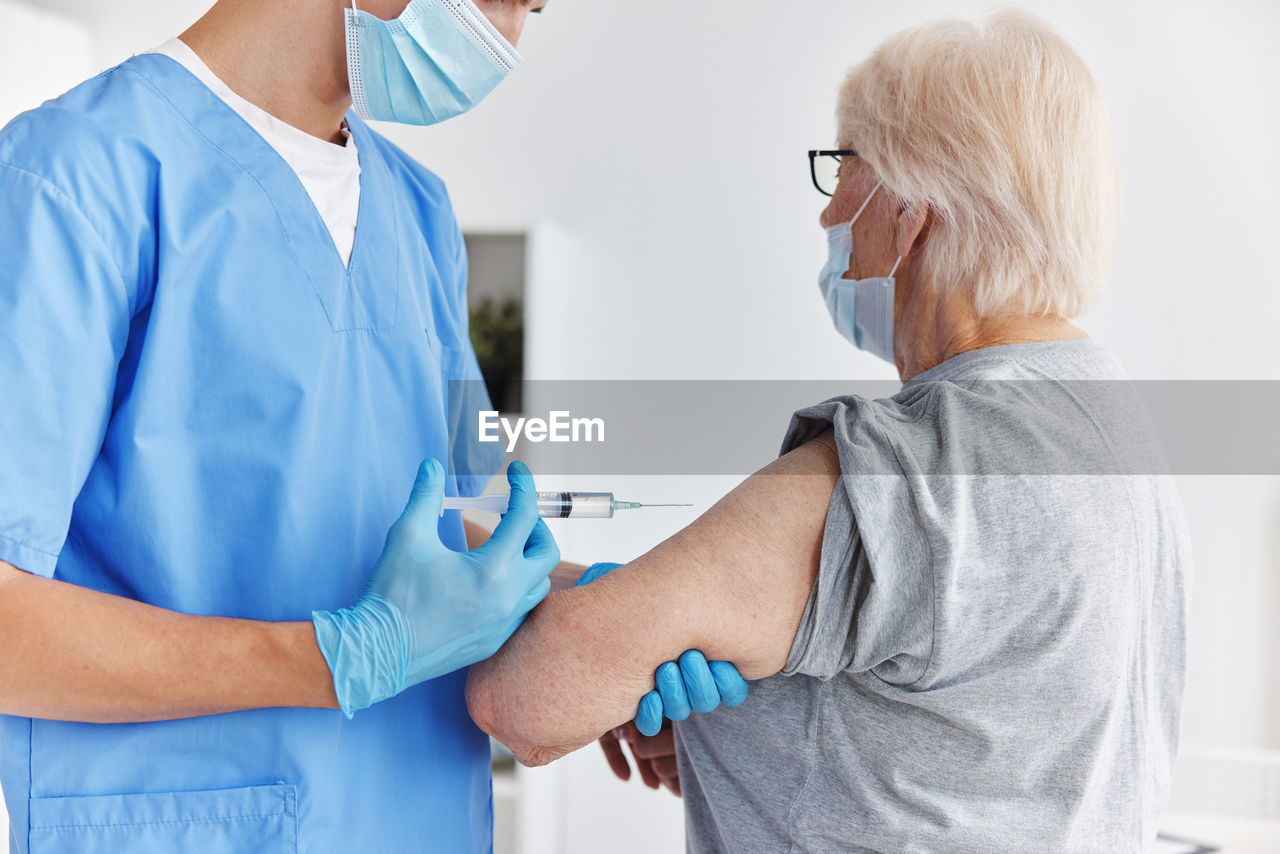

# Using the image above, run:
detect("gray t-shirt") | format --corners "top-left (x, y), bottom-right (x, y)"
top-left (674, 339), bottom-right (1190, 853)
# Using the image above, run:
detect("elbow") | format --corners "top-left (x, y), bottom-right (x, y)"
top-left (511, 744), bottom-right (573, 768)
top-left (463, 639), bottom-right (556, 752)
top-left (465, 592), bottom-right (609, 765)
top-left (464, 658), bottom-right (502, 740)
top-left (464, 660), bottom-right (574, 768)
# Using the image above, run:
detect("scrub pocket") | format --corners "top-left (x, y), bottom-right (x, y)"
top-left (28, 783), bottom-right (296, 854)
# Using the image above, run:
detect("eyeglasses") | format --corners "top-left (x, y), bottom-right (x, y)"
top-left (808, 149), bottom-right (857, 197)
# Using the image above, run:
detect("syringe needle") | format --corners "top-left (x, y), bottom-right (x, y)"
top-left (444, 493), bottom-right (690, 518)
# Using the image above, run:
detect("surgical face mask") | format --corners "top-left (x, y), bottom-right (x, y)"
top-left (817, 181), bottom-right (902, 365)
top-left (344, 0), bottom-right (521, 126)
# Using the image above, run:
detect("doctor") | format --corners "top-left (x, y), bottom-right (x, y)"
top-left (0, 1), bottom-right (740, 851)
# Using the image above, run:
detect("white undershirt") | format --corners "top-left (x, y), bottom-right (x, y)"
top-left (147, 38), bottom-right (362, 267)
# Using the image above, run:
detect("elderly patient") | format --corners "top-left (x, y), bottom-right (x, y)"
top-left (468, 12), bottom-right (1189, 853)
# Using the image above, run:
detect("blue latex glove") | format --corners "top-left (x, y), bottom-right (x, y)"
top-left (314, 459), bottom-right (559, 717)
top-left (635, 653), bottom-right (749, 736)
top-left (576, 562), bottom-right (750, 737)
top-left (573, 560), bottom-right (622, 587)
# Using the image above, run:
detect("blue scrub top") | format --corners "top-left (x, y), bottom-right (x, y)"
top-left (0, 54), bottom-right (505, 854)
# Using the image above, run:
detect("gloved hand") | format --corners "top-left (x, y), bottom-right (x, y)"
top-left (314, 459), bottom-right (559, 717)
top-left (635, 652), bottom-right (749, 737)
top-left (576, 562), bottom-right (750, 737)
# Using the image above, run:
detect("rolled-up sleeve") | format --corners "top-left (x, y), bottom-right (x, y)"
top-left (777, 398), bottom-right (935, 684)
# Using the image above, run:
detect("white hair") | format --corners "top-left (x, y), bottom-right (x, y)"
top-left (837, 10), bottom-right (1120, 318)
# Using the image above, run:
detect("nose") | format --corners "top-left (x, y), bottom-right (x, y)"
top-left (819, 198), bottom-right (838, 229)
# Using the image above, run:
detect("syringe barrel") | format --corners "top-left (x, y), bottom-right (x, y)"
top-left (535, 491), bottom-right (615, 519)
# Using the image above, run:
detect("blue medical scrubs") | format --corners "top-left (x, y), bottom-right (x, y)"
top-left (0, 54), bottom-right (504, 853)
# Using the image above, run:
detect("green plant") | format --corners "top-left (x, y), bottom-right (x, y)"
top-left (469, 296), bottom-right (523, 412)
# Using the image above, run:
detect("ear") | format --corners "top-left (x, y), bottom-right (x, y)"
top-left (894, 201), bottom-right (929, 259)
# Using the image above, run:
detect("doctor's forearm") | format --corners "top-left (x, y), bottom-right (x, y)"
top-left (0, 560), bottom-right (338, 723)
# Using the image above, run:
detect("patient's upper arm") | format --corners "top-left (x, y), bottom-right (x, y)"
top-left (465, 432), bottom-right (839, 764)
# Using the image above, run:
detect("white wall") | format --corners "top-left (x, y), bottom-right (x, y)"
top-left (5, 0), bottom-right (1278, 850)
top-left (0, 0), bottom-right (92, 122)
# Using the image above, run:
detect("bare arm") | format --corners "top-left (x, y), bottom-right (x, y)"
top-left (466, 433), bottom-right (840, 766)
top-left (0, 560), bottom-right (338, 723)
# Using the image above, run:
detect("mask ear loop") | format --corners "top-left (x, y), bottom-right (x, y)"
top-left (850, 181), bottom-right (902, 278)
top-left (350, 0), bottom-right (359, 11)
top-left (849, 181), bottom-right (883, 226)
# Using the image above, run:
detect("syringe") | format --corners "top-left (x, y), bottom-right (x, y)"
top-left (441, 491), bottom-right (690, 519)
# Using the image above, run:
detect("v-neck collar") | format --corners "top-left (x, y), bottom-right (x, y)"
top-left (126, 53), bottom-right (402, 332)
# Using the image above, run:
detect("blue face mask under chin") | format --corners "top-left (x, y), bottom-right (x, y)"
top-left (817, 181), bottom-right (902, 366)
top-left (345, 0), bottom-right (521, 126)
